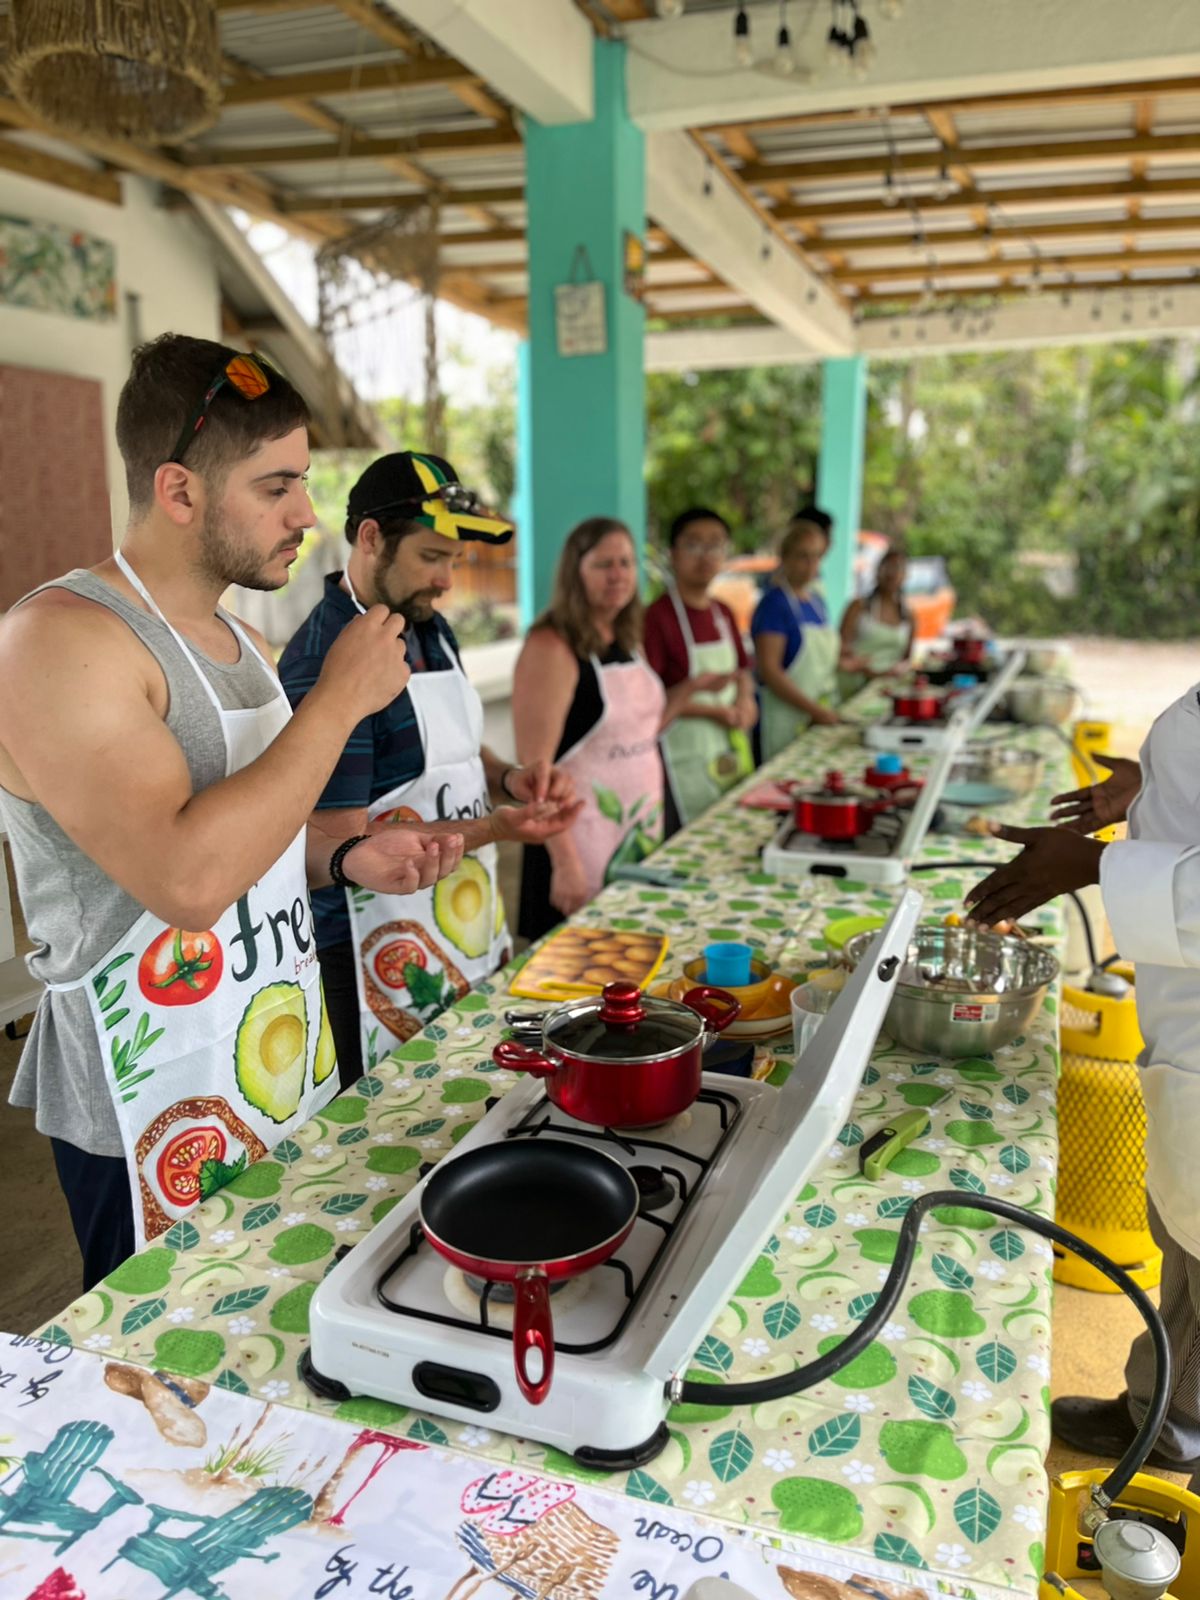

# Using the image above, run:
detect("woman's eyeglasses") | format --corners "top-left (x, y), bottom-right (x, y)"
top-left (169, 353), bottom-right (272, 466)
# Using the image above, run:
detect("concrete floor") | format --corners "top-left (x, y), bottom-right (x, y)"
top-left (2, 641), bottom-right (1198, 1492)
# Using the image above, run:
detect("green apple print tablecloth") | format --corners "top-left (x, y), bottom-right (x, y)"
top-left (42, 715), bottom-right (1073, 1599)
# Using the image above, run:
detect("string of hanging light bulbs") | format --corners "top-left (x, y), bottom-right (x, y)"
top-left (690, 0), bottom-right (906, 78)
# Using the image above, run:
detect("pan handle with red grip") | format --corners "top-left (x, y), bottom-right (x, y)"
top-left (513, 1267), bottom-right (554, 1405)
top-left (682, 985), bottom-right (741, 1033)
top-left (492, 1041), bottom-right (557, 1078)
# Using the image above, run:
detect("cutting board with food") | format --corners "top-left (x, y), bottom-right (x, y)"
top-left (510, 924), bottom-right (669, 1001)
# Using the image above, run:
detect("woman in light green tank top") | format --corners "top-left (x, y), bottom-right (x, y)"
top-left (838, 546), bottom-right (915, 700)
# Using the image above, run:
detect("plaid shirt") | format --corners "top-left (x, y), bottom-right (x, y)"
top-left (278, 571), bottom-right (461, 950)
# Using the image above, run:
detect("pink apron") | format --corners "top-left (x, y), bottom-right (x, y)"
top-left (558, 652), bottom-right (667, 897)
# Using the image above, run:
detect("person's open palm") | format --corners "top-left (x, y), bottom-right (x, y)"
top-left (490, 799), bottom-right (586, 846)
top-left (346, 829), bottom-right (463, 896)
top-left (1049, 755), bottom-right (1141, 835)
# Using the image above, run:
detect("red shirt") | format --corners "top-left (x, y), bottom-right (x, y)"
top-left (643, 592), bottom-right (749, 689)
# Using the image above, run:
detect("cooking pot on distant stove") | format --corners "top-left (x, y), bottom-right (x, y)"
top-left (495, 981), bottom-right (740, 1127)
top-left (787, 769), bottom-right (897, 840)
top-left (949, 634), bottom-right (989, 667)
top-left (887, 677), bottom-right (953, 723)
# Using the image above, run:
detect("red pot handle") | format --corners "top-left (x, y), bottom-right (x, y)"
top-left (682, 985), bottom-right (742, 1033)
top-left (513, 1267), bottom-right (554, 1406)
top-left (492, 1040), bottom-right (556, 1078)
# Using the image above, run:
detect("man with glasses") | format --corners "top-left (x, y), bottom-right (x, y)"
top-left (279, 452), bottom-right (580, 1086)
top-left (0, 336), bottom-right (460, 1286)
top-left (644, 506), bottom-right (758, 833)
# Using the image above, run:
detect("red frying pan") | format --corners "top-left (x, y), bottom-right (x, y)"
top-left (418, 1139), bottom-right (640, 1406)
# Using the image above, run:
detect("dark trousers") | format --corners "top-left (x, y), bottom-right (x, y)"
top-left (318, 939), bottom-right (364, 1089)
top-left (50, 1138), bottom-right (136, 1293)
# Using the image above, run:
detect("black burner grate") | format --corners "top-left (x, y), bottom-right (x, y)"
top-left (372, 1087), bottom-right (741, 1355)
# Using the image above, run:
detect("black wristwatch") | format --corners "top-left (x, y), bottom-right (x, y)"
top-left (329, 833), bottom-right (370, 890)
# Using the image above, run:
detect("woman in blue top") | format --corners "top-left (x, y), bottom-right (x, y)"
top-left (752, 508), bottom-right (842, 761)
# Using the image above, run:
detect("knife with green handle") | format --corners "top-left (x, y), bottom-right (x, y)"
top-left (858, 1101), bottom-right (948, 1181)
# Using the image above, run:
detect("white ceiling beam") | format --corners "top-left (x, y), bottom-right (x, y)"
top-left (626, 0), bottom-right (1200, 133)
top-left (384, 0), bottom-right (593, 125)
top-left (645, 286), bottom-right (1200, 369)
top-left (646, 130), bottom-right (853, 357)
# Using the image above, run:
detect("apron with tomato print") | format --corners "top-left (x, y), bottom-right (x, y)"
top-left (559, 652), bottom-right (667, 899)
top-left (342, 579), bottom-right (509, 1071)
top-left (47, 554), bottom-right (336, 1248)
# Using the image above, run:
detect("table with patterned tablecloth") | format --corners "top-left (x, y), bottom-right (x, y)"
top-left (38, 719), bottom-right (1074, 1599)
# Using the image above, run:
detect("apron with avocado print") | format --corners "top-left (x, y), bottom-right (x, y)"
top-left (559, 652), bottom-right (667, 899)
top-left (659, 590), bottom-right (753, 827)
top-left (48, 553), bottom-right (335, 1249)
top-left (759, 586), bottom-right (840, 762)
top-left (342, 580), bottom-right (508, 1071)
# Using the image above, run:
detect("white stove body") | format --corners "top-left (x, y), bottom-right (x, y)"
top-left (863, 649), bottom-right (1027, 753)
top-left (760, 729), bottom-right (964, 885)
top-left (307, 892), bottom-right (923, 1464)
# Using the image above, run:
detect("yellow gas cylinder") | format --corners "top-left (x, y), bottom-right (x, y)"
top-left (1040, 1469), bottom-right (1200, 1599)
top-left (1055, 962), bottom-right (1159, 1292)
top-left (1071, 720), bottom-right (1120, 843)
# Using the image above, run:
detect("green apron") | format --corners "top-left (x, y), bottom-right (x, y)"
top-left (759, 586), bottom-right (840, 762)
top-left (659, 590), bottom-right (753, 826)
top-left (838, 597), bottom-right (911, 700)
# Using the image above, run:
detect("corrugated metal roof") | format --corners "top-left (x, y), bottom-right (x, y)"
top-left (220, 6), bottom-right (404, 73)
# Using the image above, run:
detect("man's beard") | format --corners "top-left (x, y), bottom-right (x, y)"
top-left (197, 503), bottom-right (295, 592)
top-left (372, 572), bottom-right (439, 623)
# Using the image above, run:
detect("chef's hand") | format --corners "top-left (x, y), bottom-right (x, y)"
top-left (733, 694), bottom-right (759, 731)
top-left (504, 759), bottom-right (576, 808)
top-left (692, 671), bottom-right (736, 695)
top-left (965, 822), bottom-right (1105, 928)
top-left (1049, 754), bottom-right (1141, 835)
top-left (489, 798), bottom-right (586, 846)
top-left (317, 605), bottom-right (410, 722)
top-left (345, 828), bottom-right (463, 896)
top-left (811, 705), bottom-right (841, 727)
top-left (549, 855), bottom-right (591, 918)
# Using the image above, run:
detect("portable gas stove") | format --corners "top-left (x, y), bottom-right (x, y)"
top-left (760, 733), bottom-right (961, 884)
top-left (863, 649), bottom-right (1026, 753)
top-left (305, 892), bottom-right (922, 1467)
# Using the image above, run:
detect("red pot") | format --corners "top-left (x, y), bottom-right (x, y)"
top-left (887, 678), bottom-right (950, 722)
top-left (788, 770), bottom-right (895, 840)
top-left (493, 981), bottom-right (740, 1127)
top-left (951, 635), bottom-right (989, 667)
top-left (863, 761), bottom-right (924, 798)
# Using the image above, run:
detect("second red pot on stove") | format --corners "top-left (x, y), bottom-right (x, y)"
top-left (887, 678), bottom-right (950, 722)
top-left (493, 981), bottom-right (740, 1127)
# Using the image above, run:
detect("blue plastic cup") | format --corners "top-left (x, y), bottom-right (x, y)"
top-left (704, 941), bottom-right (753, 988)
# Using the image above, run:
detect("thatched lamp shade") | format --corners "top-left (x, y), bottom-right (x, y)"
top-left (9, 0), bottom-right (222, 144)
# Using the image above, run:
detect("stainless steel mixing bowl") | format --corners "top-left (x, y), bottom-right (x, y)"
top-left (842, 923), bottom-right (1060, 1057)
top-left (950, 744), bottom-right (1045, 797)
top-left (1005, 676), bottom-right (1078, 726)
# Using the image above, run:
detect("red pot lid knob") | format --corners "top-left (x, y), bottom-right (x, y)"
top-left (823, 769), bottom-right (846, 792)
top-left (599, 981), bottom-right (647, 1029)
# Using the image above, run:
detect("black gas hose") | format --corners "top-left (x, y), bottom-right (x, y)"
top-left (670, 1190), bottom-right (1170, 1511)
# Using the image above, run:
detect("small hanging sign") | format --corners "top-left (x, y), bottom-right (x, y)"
top-left (554, 244), bottom-right (607, 356)
top-left (623, 230), bottom-right (646, 302)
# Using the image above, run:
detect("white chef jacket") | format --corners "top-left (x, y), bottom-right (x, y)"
top-left (1100, 682), bottom-right (1200, 1258)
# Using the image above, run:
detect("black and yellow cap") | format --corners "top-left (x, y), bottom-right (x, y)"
top-left (346, 450), bottom-right (513, 544)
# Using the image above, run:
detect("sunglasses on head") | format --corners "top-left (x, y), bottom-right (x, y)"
top-left (352, 481), bottom-right (486, 527)
top-left (168, 353), bottom-right (273, 466)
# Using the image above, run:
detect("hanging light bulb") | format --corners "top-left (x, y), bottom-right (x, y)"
top-left (733, 5), bottom-right (754, 68)
top-left (918, 277), bottom-right (936, 312)
top-left (774, 16), bottom-right (796, 74)
top-left (880, 0), bottom-right (904, 16)
top-left (1090, 298), bottom-right (1103, 320)
top-left (882, 170), bottom-right (899, 207)
top-left (656, 0), bottom-right (685, 16)
top-left (1027, 260), bottom-right (1043, 297)
top-left (934, 163), bottom-right (954, 201)
top-left (702, 158), bottom-right (714, 198)
top-left (851, 10), bottom-right (874, 74)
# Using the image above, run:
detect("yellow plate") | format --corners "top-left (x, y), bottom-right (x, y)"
top-left (824, 914), bottom-right (886, 951)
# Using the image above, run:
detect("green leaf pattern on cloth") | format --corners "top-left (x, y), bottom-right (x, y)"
top-left (43, 713), bottom-right (1069, 1595)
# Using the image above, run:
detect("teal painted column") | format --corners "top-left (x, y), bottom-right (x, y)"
top-left (514, 339), bottom-right (535, 624)
top-left (518, 37), bottom-right (646, 621)
top-left (817, 355), bottom-right (868, 625)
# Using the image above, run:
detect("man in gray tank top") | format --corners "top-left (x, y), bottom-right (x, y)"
top-left (0, 333), bottom-right (465, 1290)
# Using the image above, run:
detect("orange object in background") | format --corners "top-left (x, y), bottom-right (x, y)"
top-left (709, 532), bottom-right (956, 641)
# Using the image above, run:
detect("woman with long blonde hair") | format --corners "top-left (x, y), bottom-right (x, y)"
top-left (514, 517), bottom-right (727, 940)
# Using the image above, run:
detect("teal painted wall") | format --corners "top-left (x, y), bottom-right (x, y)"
top-left (817, 355), bottom-right (868, 625)
top-left (518, 38), bottom-right (646, 622)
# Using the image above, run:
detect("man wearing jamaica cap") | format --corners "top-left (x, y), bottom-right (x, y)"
top-left (280, 452), bottom-right (580, 1084)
